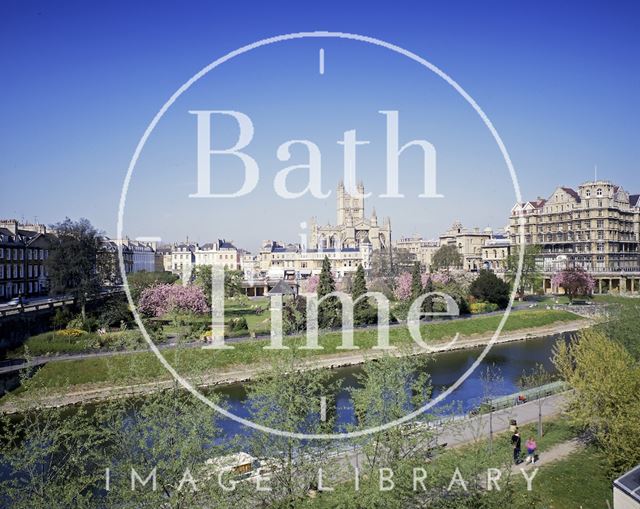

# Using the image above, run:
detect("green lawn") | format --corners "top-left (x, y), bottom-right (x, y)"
top-left (517, 445), bottom-right (612, 509)
top-left (8, 329), bottom-right (148, 358)
top-left (4, 309), bottom-right (580, 397)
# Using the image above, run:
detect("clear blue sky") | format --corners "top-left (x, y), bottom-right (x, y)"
top-left (1, 0), bottom-right (638, 251)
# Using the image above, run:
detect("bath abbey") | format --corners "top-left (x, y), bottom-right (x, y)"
top-left (308, 181), bottom-right (392, 251)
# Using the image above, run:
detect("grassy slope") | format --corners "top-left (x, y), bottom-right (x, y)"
top-left (523, 446), bottom-right (612, 509)
top-left (11, 309), bottom-right (579, 393)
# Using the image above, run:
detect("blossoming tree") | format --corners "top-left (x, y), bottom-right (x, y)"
top-left (551, 268), bottom-right (596, 302)
top-left (138, 283), bottom-right (208, 317)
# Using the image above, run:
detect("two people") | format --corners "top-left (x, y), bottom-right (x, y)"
top-left (511, 428), bottom-right (538, 464)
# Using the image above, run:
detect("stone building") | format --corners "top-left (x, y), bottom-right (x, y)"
top-left (194, 240), bottom-right (240, 270)
top-left (510, 180), bottom-right (640, 294)
top-left (308, 181), bottom-right (391, 251)
top-left (394, 235), bottom-right (440, 269)
top-left (439, 221), bottom-right (494, 272)
top-left (0, 220), bottom-right (52, 301)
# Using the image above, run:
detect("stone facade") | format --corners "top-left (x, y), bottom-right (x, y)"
top-left (439, 221), bottom-right (495, 272)
top-left (0, 220), bottom-right (52, 301)
top-left (511, 180), bottom-right (640, 294)
top-left (308, 181), bottom-right (391, 251)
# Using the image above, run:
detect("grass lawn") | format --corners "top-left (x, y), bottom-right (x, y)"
top-left (7, 329), bottom-right (148, 358)
top-left (518, 445), bottom-right (612, 509)
top-left (4, 309), bottom-right (580, 397)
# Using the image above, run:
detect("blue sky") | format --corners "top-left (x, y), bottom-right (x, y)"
top-left (1, 0), bottom-right (638, 251)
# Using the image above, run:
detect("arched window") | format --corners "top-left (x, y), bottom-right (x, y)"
top-left (596, 188), bottom-right (603, 197)
top-left (586, 189), bottom-right (591, 198)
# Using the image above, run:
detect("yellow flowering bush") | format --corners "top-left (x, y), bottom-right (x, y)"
top-left (57, 328), bottom-right (87, 337)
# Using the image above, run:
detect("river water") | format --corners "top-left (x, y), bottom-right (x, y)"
top-left (213, 332), bottom-right (570, 441)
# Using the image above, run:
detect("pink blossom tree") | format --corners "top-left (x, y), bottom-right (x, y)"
top-left (394, 271), bottom-right (413, 301)
top-left (551, 268), bottom-right (596, 302)
top-left (138, 283), bottom-right (209, 317)
top-left (302, 274), bottom-right (320, 294)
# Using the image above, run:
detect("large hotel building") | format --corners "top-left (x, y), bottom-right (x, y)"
top-left (510, 179), bottom-right (640, 293)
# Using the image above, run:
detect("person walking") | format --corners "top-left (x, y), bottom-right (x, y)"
top-left (526, 437), bottom-right (538, 464)
top-left (511, 428), bottom-right (522, 464)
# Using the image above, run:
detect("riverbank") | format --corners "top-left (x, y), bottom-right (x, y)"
top-left (0, 311), bottom-right (591, 413)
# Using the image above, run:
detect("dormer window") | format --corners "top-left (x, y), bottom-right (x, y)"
top-left (596, 188), bottom-right (603, 197)
top-left (586, 189), bottom-right (591, 197)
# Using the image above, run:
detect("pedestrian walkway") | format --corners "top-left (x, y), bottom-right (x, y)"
top-left (512, 438), bottom-right (581, 473)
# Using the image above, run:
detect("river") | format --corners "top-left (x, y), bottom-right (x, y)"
top-left (213, 332), bottom-right (570, 441)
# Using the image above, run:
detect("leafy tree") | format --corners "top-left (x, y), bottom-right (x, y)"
top-left (551, 267), bottom-right (595, 302)
top-left (46, 218), bottom-right (102, 320)
top-left (97, 295), bottom-right (134, 329)
top-left (342, 353), bottom-right (437, 507)
top-left (554, 329), bottom-right (640, 474)
top-left (602, 300), bottom-right (640, 360)
top-left (469, 269), bottom-right (511, 309)
top-left (126, 270), bottom-right (178, 303)
top-left (504, 244), bottom-right (542, 298)
top-left (246, 350), bottom-right (338, 507)
top-left (317, 256), bottom-right (340, 328)
top-left (518, 363), bottom-right (556, 437)
top-left (0, 403), bottom-right (106, 509)
top-left (431, 244), bottom-right (462, 271)
top-left (370, 247), bottom-right (415, 280)
top-left (192, 265), bottom-right (212, 305)
top-left (224, 269), bottom-right (244, 298)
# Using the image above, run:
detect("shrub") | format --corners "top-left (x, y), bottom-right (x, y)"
top-left (57, 328), bottom-right (86, 338)
top-left (469, 270), bottom-right (510, 309)
top-left (469, 302), bottom-right (499, 314)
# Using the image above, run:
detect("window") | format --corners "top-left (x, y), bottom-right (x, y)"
top-left (596, 188), bottom-right (603, 197)
top-left (586, 189), bottom-right (591, 197)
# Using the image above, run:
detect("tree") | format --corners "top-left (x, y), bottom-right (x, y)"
top-left (553, 329), bottom-right (640, 474)
top-left (431, 244), bottom-right (462, 271)
top-left (410, 262), bottom-right (422, 301)
top-left (97, 385), bottom-right (235, 508)
top-left (469, 269), bottom-right (511, 309)
top-left (0, 402), bottom-right (106, 508)
top-left (352, 264), bottom-right (375, 325)
top-left (126, 270), bottom-right (179, 303)
top-left (518, 363), bottom-right (556, 437)
top-left (224, 269), bottom-right (244, 298)
top-left (46, 218), bottom-right (101, 320)
top-left (246, 350), bottom-right (338, 507)
top-left (602, 300), bottom-right (640, 360)
top-left (370, 247), bottom-right (415, 280)
top-left (393, 271), bottom-right (413, 301)
top-left (505, 244), bottom-right (542, 298)
top-left (192, 265), bottom-right (212, 304)
top-left (138, 283), bottom-right (208, 317)
top-left (551, 267), bottom-right (595, 302)
top-left (317, 256), bottom-right (340, 328)
top-left (282, 295), bottom-right (307, 334)
top-left (422, 275), bottom-right (435, 316)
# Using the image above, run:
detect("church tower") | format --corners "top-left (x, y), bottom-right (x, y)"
top-left (336, 180), bottom-right (365, 226)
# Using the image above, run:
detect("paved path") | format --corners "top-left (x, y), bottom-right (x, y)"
top-left (331, 392), bottom-right (570, 472)
top-left (513, 438), bottom-right (581, 473)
